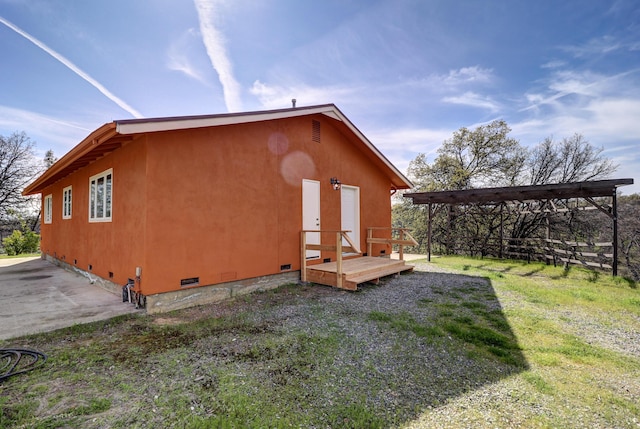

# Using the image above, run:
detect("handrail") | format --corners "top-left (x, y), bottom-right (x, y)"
top-left (366, 227), bottom-right (418, 261)
top-left (301, 230), bottom-right (362, 288)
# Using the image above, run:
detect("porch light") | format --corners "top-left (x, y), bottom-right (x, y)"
top-left (330, 177), bottom-right (341, 190)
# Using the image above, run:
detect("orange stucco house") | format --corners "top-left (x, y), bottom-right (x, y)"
top-left (24, 104), bottom-right (412, 313)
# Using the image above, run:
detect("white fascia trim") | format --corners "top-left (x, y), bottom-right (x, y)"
top-left (115, 106), bottom-right (339, 135)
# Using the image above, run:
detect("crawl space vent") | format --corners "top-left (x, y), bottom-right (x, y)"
top-left (180, 277), bottom-right (200, 287)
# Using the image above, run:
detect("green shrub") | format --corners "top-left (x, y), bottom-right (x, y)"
top-left (2, 224), bottom-right (39, 256)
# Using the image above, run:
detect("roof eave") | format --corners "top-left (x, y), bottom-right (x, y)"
top-left (23, 122), bottom-right (117, 195)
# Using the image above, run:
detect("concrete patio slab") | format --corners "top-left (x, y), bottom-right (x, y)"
top-left (0, 257), bottom-right (140, 341)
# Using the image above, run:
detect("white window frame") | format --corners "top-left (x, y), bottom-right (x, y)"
top-left (62, 186), bottom-right (72, 219)
top-left (89, 169), bottom-right (113, 223)
top-left (44, 194), bottom-right (52, 224)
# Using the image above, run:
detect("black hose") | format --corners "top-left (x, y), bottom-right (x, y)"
top-left (0, 348), bottom-right (47, 382)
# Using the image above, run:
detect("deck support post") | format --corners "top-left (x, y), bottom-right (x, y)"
top-left (336, 232), bottom-right (343, 288)
top-left (300, 231), bottom-right (307, 282)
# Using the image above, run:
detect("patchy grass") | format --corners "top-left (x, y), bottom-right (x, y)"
top-left (1, 259), bottom-right (639, 428)
top-left (0, 252), bottom-right (40, 259)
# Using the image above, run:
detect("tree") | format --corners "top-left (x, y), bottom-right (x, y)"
top-left (395, 123), bottom-right (619, 257)
top-left (0, 132), bottom-right (40, 217)
top-left (526, 134), bottom-right (617, 185)
top-left (2, 217), bottom-right (39, 255)
top-left (412, 120), bottom-right (525, 191)
top-left (0, 132), bottom-right (42, 241)
top-left (44, 149), bottom-right (57, 169)
top-left (398, 120), bottom-right (526, 253)
top-left (618, 194), bottom-right (640, 280)
top-left (508, 134), bottom-right (618, 241)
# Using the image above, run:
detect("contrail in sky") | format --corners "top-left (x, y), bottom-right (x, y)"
top-left (0, 16), bottom-right (143, 119)
top-left (193, 0), bottom-right (243, 112)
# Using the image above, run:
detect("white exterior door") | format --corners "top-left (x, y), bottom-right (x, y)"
top-left (341, 185), bottom-right (360, 254)
top-left (302, 179), bottom-right (321, 259)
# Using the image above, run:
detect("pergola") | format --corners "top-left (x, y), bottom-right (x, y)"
top-left (404, 178), bottom-right (634, 275)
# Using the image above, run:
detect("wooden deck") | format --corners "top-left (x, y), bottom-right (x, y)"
top-left (305, 256), bottom-right (414, 291)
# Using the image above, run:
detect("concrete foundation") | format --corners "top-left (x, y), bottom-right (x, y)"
top-left (44, 253), bottom-right (123, 296)
top-left (44, 254), bottom-right (301, 314)
top-left (145, 271), bottom-right (301, 314)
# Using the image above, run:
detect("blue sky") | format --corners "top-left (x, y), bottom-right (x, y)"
top-left (1, 0), bottom-right (638, 194)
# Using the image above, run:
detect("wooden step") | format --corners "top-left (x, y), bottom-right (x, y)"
top-left (342, 258), bottom-right (408, 278)
top-left (304, 256), bottom-right (414, 291)
top-left (344, 264), bottom-right (413, 289)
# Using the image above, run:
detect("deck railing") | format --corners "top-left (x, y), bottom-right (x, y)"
top-left (300, 230), bottom-right (361, 288)
top-left (366, 227), bottom-right (418, 261)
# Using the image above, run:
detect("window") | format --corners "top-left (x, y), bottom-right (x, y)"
top-left (44, 194), bottom-right (52, 224)
top-left (89, 169), bottom-right (113, 222)
top-left (62, 186), bottom-right (72, 219)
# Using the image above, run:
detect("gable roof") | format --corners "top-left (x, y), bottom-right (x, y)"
top-left (23, 104), bottom-right (412, 195)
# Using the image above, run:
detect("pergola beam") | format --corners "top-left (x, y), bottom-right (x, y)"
top-left (404, 179), bottom-right (634, 205)
top-left (405, 178), bottom-right (634, 276)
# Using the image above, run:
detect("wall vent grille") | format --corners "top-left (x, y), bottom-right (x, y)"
top-left (312, 120), bottom-right (321, 143)
top-left (180, 277), bottom-right (199, 287)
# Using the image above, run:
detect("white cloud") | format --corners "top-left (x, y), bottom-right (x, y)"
top-left (561, 35), bottom-right (622, 58)
top-left (193, 0), bottom-right (243, 112)
top-left (0, 105), bottom-right (93, 157)
top-left (435, 66), bottom-right (494, 87)
top-left (366, 126), bottom-right (455, 174)
top-left (0, 16), bottom-right (143, 119)
top-left (406, 66), bottom-right (495, 92)
top-left (521, 69), bottom-right (639, 112)
top-left (166, 28), bottom-right (211, 86)
top-left (442, 91), bottom-right (501, 112)
top-left (250, 80), bottom-right (357, 110)
top-left (541, 60), bottom-right (566, 69)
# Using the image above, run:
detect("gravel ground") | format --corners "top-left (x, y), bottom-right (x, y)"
top-left (4, 259), bottom-right (639, 428)
top-left (245, 259), bottom-right (640, 428)
top-left (233, 261), bottom-right (531, 425)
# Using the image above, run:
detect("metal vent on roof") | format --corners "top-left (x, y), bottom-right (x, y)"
top-left (312, 120), bottom-right (320, 143)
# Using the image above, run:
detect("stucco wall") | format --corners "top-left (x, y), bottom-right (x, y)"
top-left (39, 138), bottom-right (148, 287)
top-left (39, 113), bottom-right (394, 297)
top-left (141, 114), bottom-right (393, 294)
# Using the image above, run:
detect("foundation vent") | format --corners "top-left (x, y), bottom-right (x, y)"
top-left (323, 258), bottom-right (331, 263)
top-left (312, 120), bottom-right (320, 143)
top-left (280, 264), bottom-right (292, 271)
top-left (180, 277), bottom-right (200, 287)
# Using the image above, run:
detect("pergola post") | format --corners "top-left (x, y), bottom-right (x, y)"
top-left (613, 191), bottom-right (618, 276)
top-left (499, 203), bottom-right (504, 259)
top-left (427, 203), bottom-right (433, 262)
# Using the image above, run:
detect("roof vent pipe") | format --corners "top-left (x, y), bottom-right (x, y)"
top-left (292, 98), bottom-right (296, 108)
